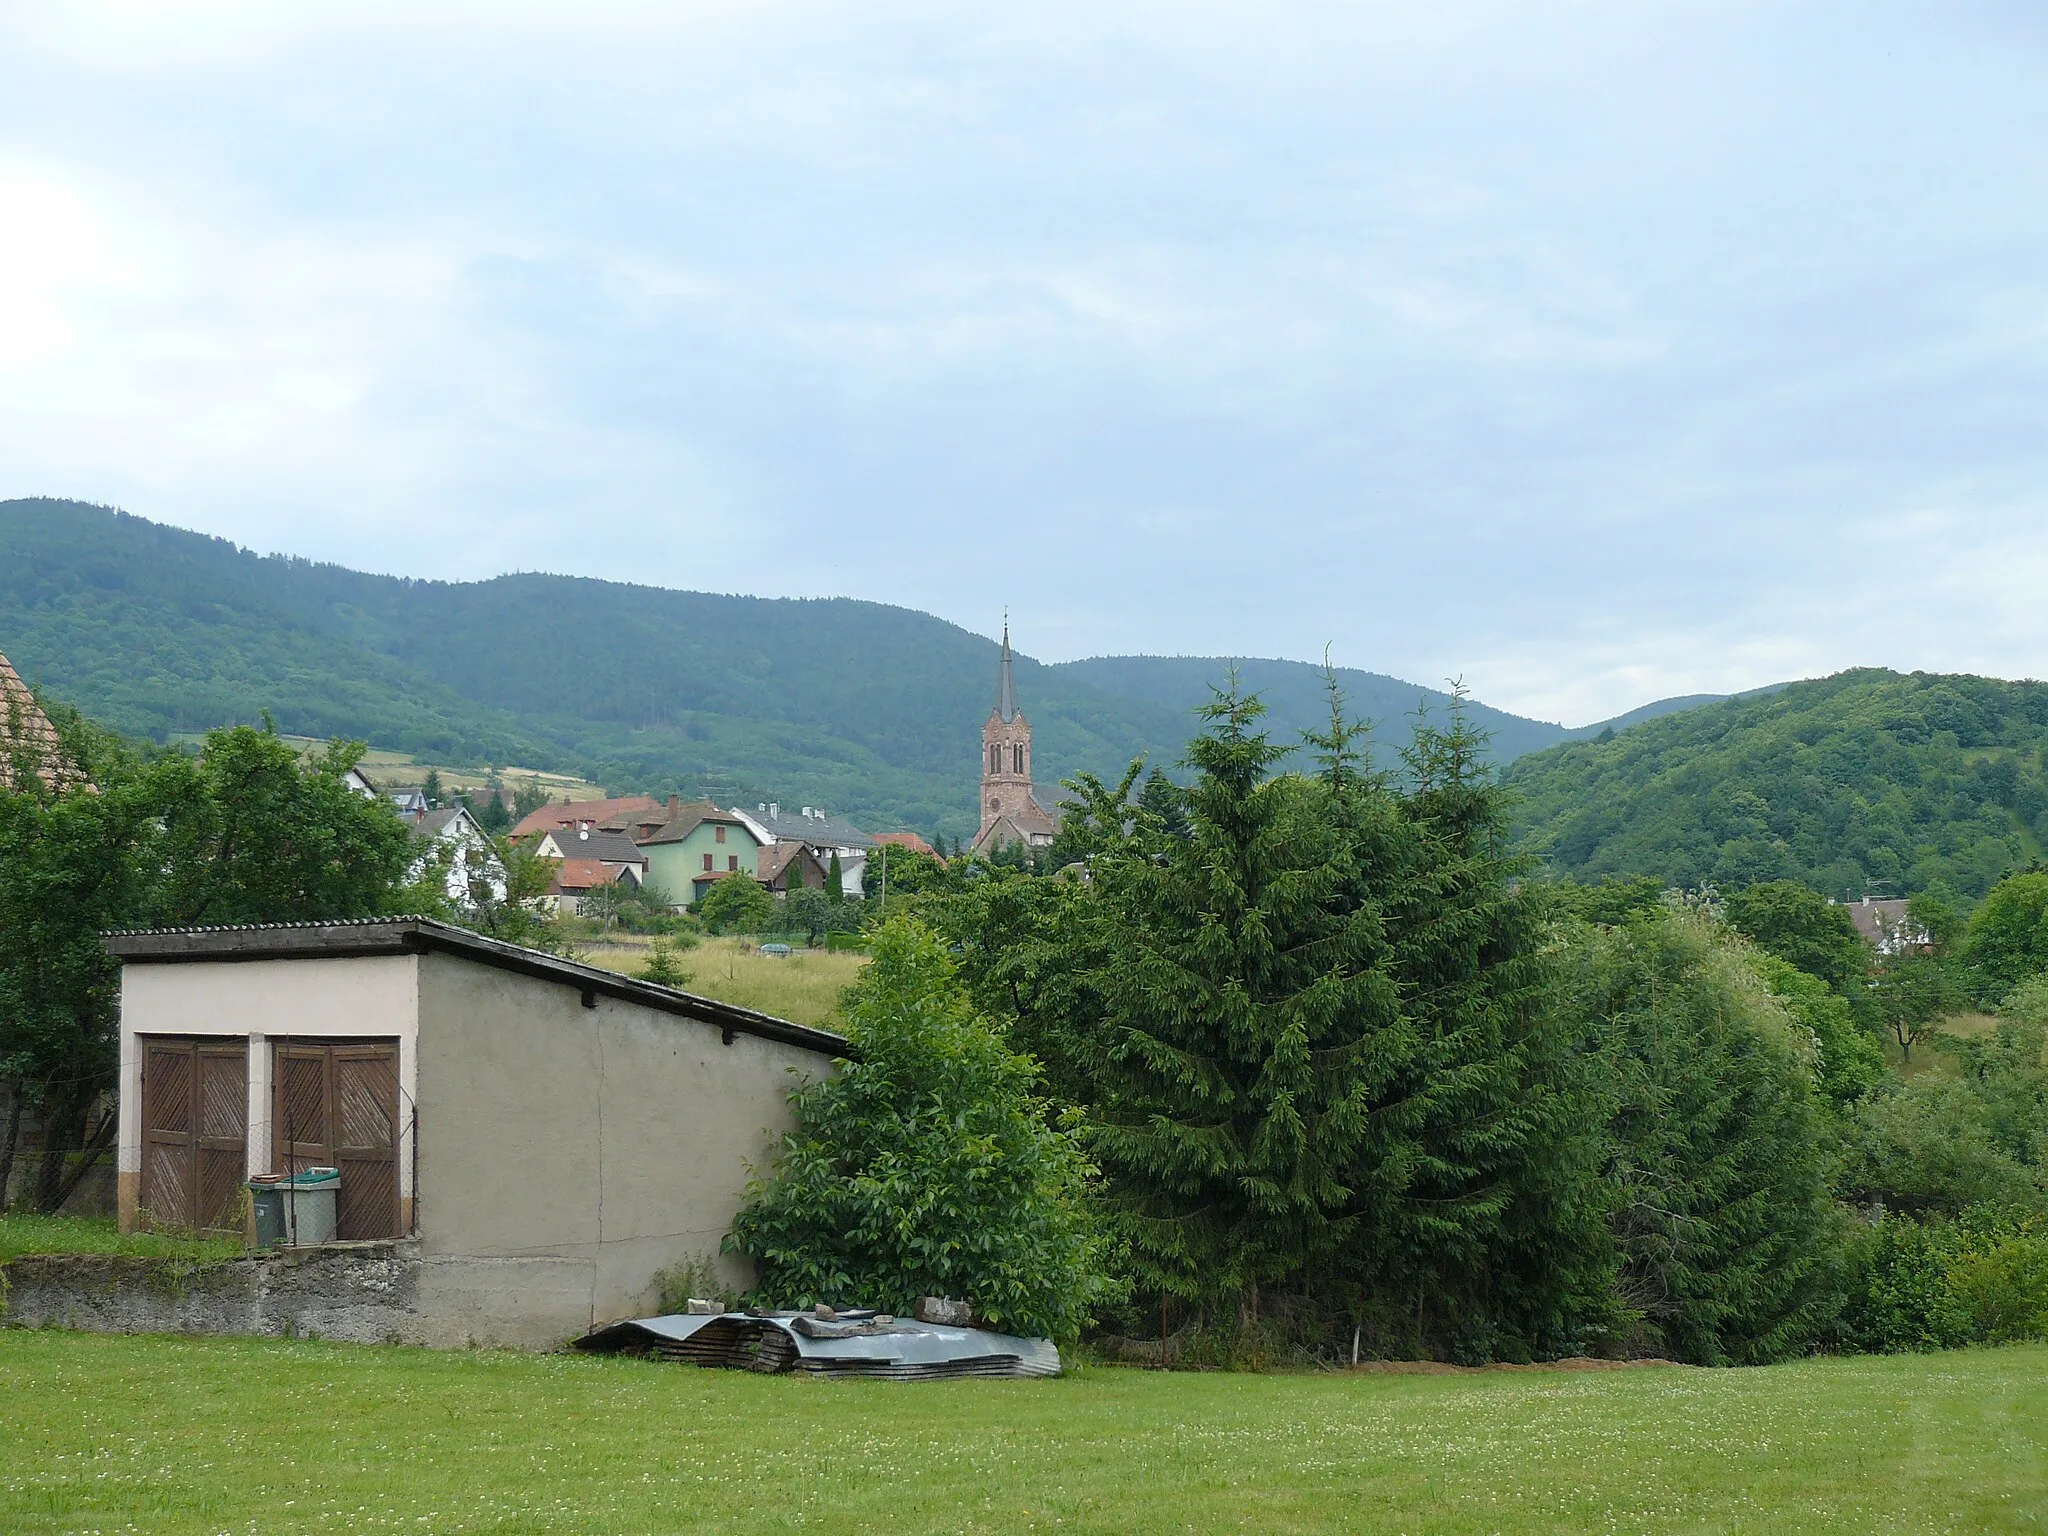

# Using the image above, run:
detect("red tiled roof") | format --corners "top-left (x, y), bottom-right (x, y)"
top-left (875, 831), bottom-right (937, 857)
top-left (513, 795), bottom-right (663, 839)
top-left (548, 858), bottom-right (622, 893)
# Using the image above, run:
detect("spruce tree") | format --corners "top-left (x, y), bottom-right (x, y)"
top-left (1362, 689), bottom-right (1606, 1359)
top-left (1073, 682), bottom-right (1404, 1328)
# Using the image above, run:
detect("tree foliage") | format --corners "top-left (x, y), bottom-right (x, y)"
top-left (1508, 669), bottom-right (2048, 900)
top-left (1965, 871), bottom-right (2048, 1003)
top-left (0, 716), bottom-right (426, 1212)
top-left (1724, 880), bottom-right (1871, 996)
top-left (728, 920), bottom-right (1120, 1340)
top-left (696, 875), bottom-right (773, 935)
top-left (1565, 906), bottom-right (1836, 1364)
top-left (944, 680), bottom-right (1601, 1360)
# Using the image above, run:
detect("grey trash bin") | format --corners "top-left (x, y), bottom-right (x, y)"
top-left (273, 1166), bottom-right (340, 1246)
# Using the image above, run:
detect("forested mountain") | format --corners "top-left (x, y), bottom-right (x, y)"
top-left (5, 498), bottom-right (1609, 839)
top-left (1506, 669), bottom-right (2048, 899)
top-left (1053, 655), bottom-right (1570, 763)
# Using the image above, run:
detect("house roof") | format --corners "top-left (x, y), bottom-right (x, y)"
top-left (550, 857), bottom-right (623, 892)
top-left (512, 794), bottom-right (664, 839)
top-left (416, 807), bottom-right (487, 841)
top-left (875, 831), bottom-right (937, 857)
top-left (536, 826), bottom-right (646, 866)
top-left (737, 802), bottom-right (876, 850)
top-left (642, 799), bottom-right (755, 847)
top-left (757, 841), bottom-right (825, 886)
top-left (1845, 897), bottom-right (1925, 946)
top-left (0, 650), bottom-right (86, 793)
top-left (102, 916), bottom-right (847, 1057)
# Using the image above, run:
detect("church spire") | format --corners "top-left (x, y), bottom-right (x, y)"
top-left (995, 613), bottom-right (1020, 722)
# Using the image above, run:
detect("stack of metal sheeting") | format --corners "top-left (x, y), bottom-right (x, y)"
top-left (573, 1309), bottom-right (1060, 1380)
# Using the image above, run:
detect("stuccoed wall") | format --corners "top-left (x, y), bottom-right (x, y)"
top-left (413, 951), bottom-right (831, 1345)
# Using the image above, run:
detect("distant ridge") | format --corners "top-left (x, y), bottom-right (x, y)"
top-left (1505, 669), bottom-right (2048, 899)
top-left (1, 497), bottom-right (1733, 839)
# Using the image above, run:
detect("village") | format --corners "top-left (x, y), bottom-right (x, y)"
top-left (5, 6), bottom-right (2048, 1526)
top-left (0, 628), bottom-right (1083, 1363)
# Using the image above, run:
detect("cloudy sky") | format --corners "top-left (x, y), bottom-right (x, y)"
top-left (3, 2), bottom-right (2045, 724)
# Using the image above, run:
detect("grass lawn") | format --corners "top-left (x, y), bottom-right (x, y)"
top-left (0, 1334), bottom-right (2041, 1534)
top-left (579, 935), bottom-right (868, 1030)
top-left (0, 1213), bottom-right (243, 1262)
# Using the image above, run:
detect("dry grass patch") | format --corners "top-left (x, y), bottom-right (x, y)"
top-left (577, 935), bottom-right (867, 1030)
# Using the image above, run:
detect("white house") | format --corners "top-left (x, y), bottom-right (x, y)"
top-left (412, 806), bottom-right (508, 906)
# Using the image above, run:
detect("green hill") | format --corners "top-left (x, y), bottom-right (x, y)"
top-left (4, 498), bottom-right (1610, 841)
top-left (1504, 669), bottom-right (2048, 900)
top-left (1051, 655), bottom-right (1575, 765)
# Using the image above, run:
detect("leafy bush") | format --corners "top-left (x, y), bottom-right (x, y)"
top-left (1967, 873), bottom-right (2048, 1002)
top-left (696, 875), bottom-right (773, 935)
top-left (1834, 1010), bottom-right (2048, 1219)
top-left (1566, 906), bottom-right (1836, 1363)
top-left (727, 919), bottom-right (1121, 1341)
top-left (1825, 1211), bottom-right (2048, 1352)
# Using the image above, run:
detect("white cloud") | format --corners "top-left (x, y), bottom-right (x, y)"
top-left (2, 1), bottom-right (2046, 720)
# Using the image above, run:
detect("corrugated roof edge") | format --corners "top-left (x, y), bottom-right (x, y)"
top-left (102, 917), bottom-right (850, 1058)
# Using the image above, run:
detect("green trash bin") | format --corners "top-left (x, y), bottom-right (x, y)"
top-left (264, 1166), bottom-right (340, 1246)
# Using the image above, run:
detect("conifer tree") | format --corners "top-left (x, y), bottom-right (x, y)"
top-left (1318, 680), bottom-right (1604, 1359)
top-left (1072, 682), bottom-right (1404, 1327)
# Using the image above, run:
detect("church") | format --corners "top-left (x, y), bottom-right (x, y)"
top-left (970, 623), bottom-right (1061, 854)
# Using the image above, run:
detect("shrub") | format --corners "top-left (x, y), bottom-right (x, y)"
top-left (640, 939), bottom-right (693, 989)
top-left (1567, 906), bottom-right (1835, 1363)
top-left (1825, 1211), bottom-right (2048, 1352)
top-left (697, 875), bottom-right (773, 935)
top-left (727, 918), bottom-right (1122, 1341)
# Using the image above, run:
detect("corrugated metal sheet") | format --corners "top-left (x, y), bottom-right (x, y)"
top-left (574, 1310), bottom-right (1061, 1380)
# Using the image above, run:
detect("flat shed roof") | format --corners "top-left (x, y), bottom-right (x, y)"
top-left (104, 917), bottom-right (848, 1057)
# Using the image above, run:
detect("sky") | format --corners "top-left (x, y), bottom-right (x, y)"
top-left (3, 2), bottom-right (2046, 726)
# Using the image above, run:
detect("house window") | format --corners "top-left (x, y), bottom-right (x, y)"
top-left (702, 853), bottom-right (713, 872)
top-left (715, 825), bottom-right (727, 844)
top-left (728, 855), bottom-right (739, 871)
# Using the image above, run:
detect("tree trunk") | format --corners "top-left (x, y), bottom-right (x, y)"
top-left (0, 1081), bottom-right (24, 1214)
top-left (46, 1103), bottom-right (117, 1213)
top-left (31, 1081), bottom-right (89, 1214)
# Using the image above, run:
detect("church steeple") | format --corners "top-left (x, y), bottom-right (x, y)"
top-left (994, 614), bottom-right (1020, 723)
top-left (974, 614), bottom-right (1057, 852)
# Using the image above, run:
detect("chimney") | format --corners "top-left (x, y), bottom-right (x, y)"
top-left (668, 795), bottom-right (682, 813)
top-left (769, 802), bottom-right (778, 818)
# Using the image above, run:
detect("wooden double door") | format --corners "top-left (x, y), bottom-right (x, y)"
top-left (273, 1041), bottom-right (403, 1240)
top-left (140, 1038), bottom-right (249, 1233)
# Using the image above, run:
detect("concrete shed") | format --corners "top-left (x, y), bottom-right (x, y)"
top-left (103, 918), bottom-right (844, 1347)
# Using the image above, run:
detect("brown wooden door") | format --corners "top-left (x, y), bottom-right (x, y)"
top-left (140, 1038), bottom-right (247, 1231)
top-left (333, 1046), bottom-right (399, 1239)
top-left (272, 1041), bottom-right (400, 1240)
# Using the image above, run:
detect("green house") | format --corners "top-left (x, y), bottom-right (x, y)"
top-left (640, 800), bottom-right (763, 908)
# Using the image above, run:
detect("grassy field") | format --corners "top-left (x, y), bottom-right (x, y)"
top-left (578, 935), bottom-right (868, 1030)
top-left (0, 1334), bottom-right (2041, 1534)
top-left (0, 1213), bottom-right (242, 1262)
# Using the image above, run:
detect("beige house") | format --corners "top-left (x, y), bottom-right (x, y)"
top-left (106, 918), bottom-right (842, 1347)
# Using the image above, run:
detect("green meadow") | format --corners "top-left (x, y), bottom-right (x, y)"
top-left (1, 1331), bottom-right (2041, 1534)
